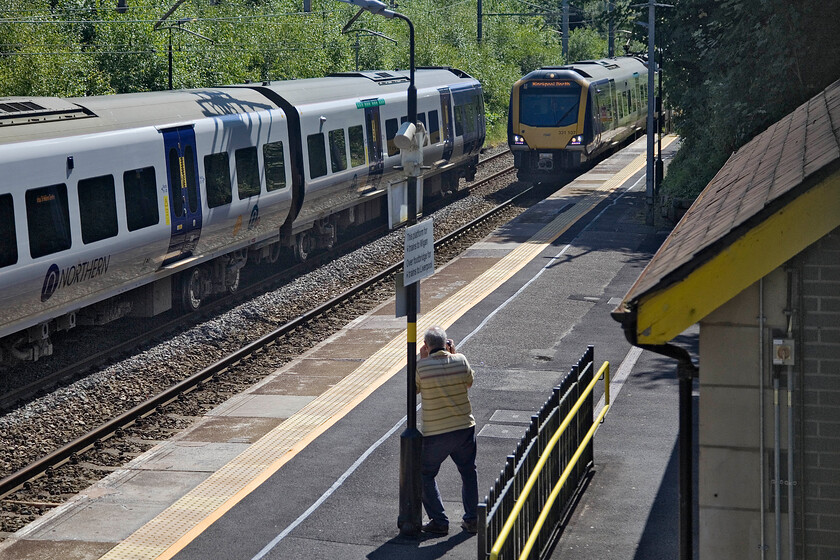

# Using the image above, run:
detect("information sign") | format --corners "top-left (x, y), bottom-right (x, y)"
top-left (403, 219), bottom-right (434, 286)
top-left (356, 98), bottom-right (385, 109)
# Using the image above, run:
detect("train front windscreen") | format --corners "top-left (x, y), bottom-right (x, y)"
top-left (519, 80), bottom-right (582, 128)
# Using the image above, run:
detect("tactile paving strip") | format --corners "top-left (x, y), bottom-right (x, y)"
top-left (99, 136), bottom-right (675, 560)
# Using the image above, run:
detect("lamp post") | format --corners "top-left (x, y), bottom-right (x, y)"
top-left (335, 0), bottom-right (422, 537)
top-left (655, 45), bottom-right (663, 191)
top-left (643, 1), bottom-right (671, 225)
top-left (645, 1), bottom-right (655, 225)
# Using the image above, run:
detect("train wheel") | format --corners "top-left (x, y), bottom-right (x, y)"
top-left (294, 232), bottom-right (311, 262)
top-left (267, 242), bottom-right (282, 264)
top-left (181, 269), bottom-right (203, 312)
top-left (226, 267), bottom-right (240, 295)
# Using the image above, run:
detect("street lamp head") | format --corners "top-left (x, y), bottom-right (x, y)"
top-left (393, 121), bottom-right (416, 151)
top-left (334, 0), bottom-right (396, 18)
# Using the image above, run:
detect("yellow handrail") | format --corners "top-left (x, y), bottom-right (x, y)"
top-left (488, 361), bottom-right (610, 560)
top-left (518, 402), bottom-right (610, 559)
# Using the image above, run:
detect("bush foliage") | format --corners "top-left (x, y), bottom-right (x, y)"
top-left (0, 0), bottom-right (584, 142)
top-left (3, 0), bottom-right (832, 194)
top-left (660, 0), bottom-right (840, 199)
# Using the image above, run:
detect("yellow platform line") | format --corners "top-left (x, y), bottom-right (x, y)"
top-left (99, 138), bottom-right (672, 560)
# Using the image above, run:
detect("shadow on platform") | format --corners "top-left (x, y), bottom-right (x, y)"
top-left (367, 530), bottom-right (474, 560)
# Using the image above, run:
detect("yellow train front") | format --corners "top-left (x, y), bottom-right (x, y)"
top-left (508, 57), bottom-right (648, 182)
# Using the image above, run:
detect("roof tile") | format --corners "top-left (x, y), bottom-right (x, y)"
top-left (625, 79), bottom-right (840, 302)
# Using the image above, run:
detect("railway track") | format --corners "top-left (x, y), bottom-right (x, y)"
top-left (0, 149), bottom-right (514, 414)
top-left (0, 148), bottom-right (526, 529)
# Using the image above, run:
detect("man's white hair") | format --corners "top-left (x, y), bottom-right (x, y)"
top-left (424, 326), bottom-right (447, 349)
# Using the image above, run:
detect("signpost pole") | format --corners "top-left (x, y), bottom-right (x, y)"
top-left (397, 12), bottom-right (423, 538)
top-left (399, 219), bottom-right (432, 536)
top-left (332, 0), bottom-right (425, 537)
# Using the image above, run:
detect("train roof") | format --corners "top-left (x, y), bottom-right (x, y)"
top-left (256, 67), bottom-right (476, 106)
top-left (0, 87), bottom-right (278, 145)
top-left (0, 67), bottom-right (477, 145)
top-left (522, 56), bottom-right (647, 84)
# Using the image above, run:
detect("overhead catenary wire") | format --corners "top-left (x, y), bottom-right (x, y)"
top-left (0, 45), bottom-right (347, 56)
top-left (0, 11), bottom-right (336, 25)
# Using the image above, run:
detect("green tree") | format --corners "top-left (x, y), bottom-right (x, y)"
top-left (568, 26), bottom-right (606, 61)
top-left (660, 0), bottom-right (840, 200)
top-left (0, 0), bottom-right (575, 143)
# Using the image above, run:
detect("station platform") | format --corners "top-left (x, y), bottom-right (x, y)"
top-left (0, 135), bottom-right (696, 560)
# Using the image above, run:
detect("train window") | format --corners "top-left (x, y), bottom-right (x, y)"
top-left (26, 183), bottom-right (71, 258)
top-left (460, 101), bottom-right (478, 136)
top-left (0, 194), bottom-right (17, 268)
top-left (307, 133), bottom-right (328, 179)
top-left (168, 147), bottom-right (184, 218)
top-left (519, 82), bottom-right (581, 128)
top-left (428, 110), bottom-right (440, 144)
top-left (329, 129), bottom-right (348, 173)
top-left (614, 90), bottom-right (622, 120)
top-left (596, 88), bottom-right (614, 129)
top-left (235, 146), bottom-right (261, 198)
top-left (204, 153), bottom-right (232, 207)
top-left (385, 118), bottom-right (398, 156)
top-left (348, 125), bottom-right (365, 167)
top-left (123, 167), bottom-right (159, 231)
top-left (78, 175), bottom-right (118, 244)
top-left (184, 145), bottom-right (198, 213)
top-left (440, 101), bottom-right (453, 142)
top-left (415, 113), bottom-right (428, 145)
top-left (263, 141), bottom-right (287, 191)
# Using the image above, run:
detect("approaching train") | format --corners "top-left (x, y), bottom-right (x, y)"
top-left (508, 56), bottom-right (648, 182)
top-left (0, 68), bottom-right (485, 364)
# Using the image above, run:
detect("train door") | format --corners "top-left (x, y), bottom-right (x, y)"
top-left (438, 88), bottom-right (454, 160)
top-left (364, 102), bottom-right (384, 189)
top-left (162, 126), bottom-right (202, 264)
top-left (452, 85), bottom-right (484, 155)
top-left (590, 90), bottom-right (603, 144)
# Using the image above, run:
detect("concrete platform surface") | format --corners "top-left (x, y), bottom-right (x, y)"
top-left (0, 136), bottom-right (697, 560)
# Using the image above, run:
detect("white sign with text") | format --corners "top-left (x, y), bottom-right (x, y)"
top-left (403, 219), bottom-right (434, 286)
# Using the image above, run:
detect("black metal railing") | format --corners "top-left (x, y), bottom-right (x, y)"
top-left (478, 345), bottom-right (608, 560)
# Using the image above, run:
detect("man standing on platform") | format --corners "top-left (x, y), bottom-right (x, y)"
top-left (416, 325), bottom-right (479, 536)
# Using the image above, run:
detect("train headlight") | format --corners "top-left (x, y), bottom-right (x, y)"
top-left (570, 135), bottom-right (583, 146)
top-left (513, 134), bottom-right (526, 145)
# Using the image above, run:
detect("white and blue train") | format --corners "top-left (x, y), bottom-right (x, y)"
top-left (0, 68), bottom-right (485, 363)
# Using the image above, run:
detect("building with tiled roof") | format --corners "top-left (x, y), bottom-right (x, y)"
top-left (613, 79), bottom-right (839, 558)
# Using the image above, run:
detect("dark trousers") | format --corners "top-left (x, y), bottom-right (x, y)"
top-left (421, 426), bottom-right (478, 526)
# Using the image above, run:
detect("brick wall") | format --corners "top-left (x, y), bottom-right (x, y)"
top-left (801, 226), bottom-right (840, 560)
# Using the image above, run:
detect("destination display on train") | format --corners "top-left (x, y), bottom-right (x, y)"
top-left (529, 80), bottom-right (575, 87)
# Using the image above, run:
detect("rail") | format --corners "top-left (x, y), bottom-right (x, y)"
top-left (0, 150), bottom-right (513, 413)
top-left (478, 346), bottom-right (611, 560)
top-left (0, 164), bottom-right (526, 502)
